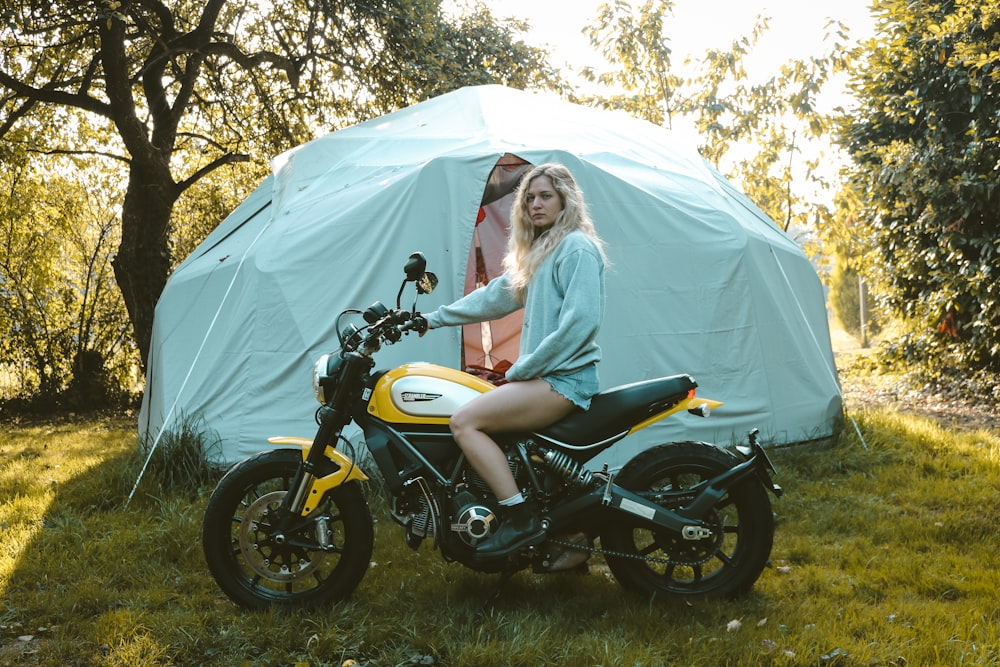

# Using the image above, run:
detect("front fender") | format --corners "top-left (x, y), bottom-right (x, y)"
top-left (267, 436), bottom-right (369, 516)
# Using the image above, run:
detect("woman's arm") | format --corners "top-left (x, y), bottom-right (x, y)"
top-left (424, 273), bottom-right (522, 329)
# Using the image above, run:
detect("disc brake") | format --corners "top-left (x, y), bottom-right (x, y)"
top-left (241, 490), bottom-right (327, 581)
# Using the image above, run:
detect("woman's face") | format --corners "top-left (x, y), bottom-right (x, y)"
top-left (525, 175), bottom-right (563, 230)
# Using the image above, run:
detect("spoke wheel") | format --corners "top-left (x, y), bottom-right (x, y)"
top-left (600, 441), bottom-right (774, 600)
top-left (202, 449), bottom-right (373, 610)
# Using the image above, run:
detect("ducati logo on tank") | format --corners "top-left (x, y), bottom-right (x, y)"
top-left (400, 392), bottom-right (442, 402)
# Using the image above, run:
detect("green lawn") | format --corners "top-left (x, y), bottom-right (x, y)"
top-left (2, 410), bottom-right (999, 666)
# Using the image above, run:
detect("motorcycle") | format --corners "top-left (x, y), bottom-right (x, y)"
top-left (201, 252), bottom-right (783, 610)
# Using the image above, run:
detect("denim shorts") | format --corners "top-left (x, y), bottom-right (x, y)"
top-left (542, 364), bottom-right (600, 410)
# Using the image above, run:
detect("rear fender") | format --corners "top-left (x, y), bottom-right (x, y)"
top-left (627, 393), bottom-right (724, 435)
top-left (267, 436), bottom-right (369, 516)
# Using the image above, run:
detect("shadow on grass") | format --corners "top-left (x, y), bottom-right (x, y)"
top-left (1, 423), bottom-right (218, 666)
top-left (2, 423), bottom-right (782, 667)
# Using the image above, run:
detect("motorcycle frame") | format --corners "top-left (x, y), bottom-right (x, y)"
top-left (273, 262), bottom-right (782, 545)
top-left (280, 351), bottom-right (781, 546)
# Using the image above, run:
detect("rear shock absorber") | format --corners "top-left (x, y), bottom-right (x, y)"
top-left (540, 448), bottom-right (595, 487)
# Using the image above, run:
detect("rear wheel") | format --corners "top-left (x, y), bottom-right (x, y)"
top-left (202, 449), bottom-right (374, 610)
top-left (600, 441), bottom-right (774, 599)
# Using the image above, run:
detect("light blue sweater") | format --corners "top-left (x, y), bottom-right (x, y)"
top-left (424, 231), bottom-right (605, 382)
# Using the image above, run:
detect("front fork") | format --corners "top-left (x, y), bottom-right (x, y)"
top-left (280, 353), bottom-right (373, 519)
top-left (260, 408), bottom-right (351, 548)
top-left (284, 407), bottom-right (346, 515)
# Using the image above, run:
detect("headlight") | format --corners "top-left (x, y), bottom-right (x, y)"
top-left (311, 352), bottom-right (342, 404)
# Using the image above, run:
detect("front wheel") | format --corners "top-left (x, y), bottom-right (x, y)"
top-left (202, 449), bottom-right (374, 610)
top-left (599, 441), bottom-right (774, 600)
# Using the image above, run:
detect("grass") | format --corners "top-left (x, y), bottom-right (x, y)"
top-left (2, 410), bottom-right (1000, 666)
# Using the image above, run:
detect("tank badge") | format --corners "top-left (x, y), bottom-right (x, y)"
top-left (400, 392), bottom-right (441, 402)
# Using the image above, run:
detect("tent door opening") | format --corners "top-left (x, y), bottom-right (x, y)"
top-left (461, 155), bottom-right (532, 374)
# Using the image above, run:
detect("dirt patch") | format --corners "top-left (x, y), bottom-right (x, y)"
top-left (832, 322), bottom-right (999, 435)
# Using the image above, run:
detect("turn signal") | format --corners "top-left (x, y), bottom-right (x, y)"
top-left (688, 402), bottom-right (711, 418)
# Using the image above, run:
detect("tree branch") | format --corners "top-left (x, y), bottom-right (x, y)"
top-left (27, 147), bottom-right (131, 165)
top-left (176, 152), bottom-right (249, 194)
top-left (97, 12), bottom-right (150, 155)
top-left (0, 69), bottom-right (112, 120)
top-left (199, 41), bottom-right (302, 88)
top-left (0, 97), bottom-right (39, 136)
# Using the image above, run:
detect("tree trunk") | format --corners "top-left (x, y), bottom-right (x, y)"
top-left (112, 160), bottom-right (177, 372)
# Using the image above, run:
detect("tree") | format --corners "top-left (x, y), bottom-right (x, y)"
top-left (579, 0), bottom-right (685, 128)
top-left (580, 0), bottom-right (849, 242)
top-left (839, 0), bottom-right (1000, 372)
top-left (0, 0), bottom-right (559, 371)
top-left (0, 139), bottom-right (135, 405)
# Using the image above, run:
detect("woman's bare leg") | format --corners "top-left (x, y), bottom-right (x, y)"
top-left (448, 378), bottom-right (575, 500)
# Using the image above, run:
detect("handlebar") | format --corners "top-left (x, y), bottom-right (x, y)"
top-left (386, 311), bottom-right (428, 342)
top-left (345, 307), bottom-right (425, 352)
top-left (397, 313), bottom-right (428, 335)
top-left (336, 258), bottom-right (434, 353)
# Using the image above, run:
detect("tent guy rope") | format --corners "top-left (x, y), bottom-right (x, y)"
top-left (127, 220), bottom-right (272, 504)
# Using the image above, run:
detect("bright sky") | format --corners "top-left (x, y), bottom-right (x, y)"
top-left (470, 0), bottom-right (876, 110)
top-left (455, 0), bottom-right (878, 202)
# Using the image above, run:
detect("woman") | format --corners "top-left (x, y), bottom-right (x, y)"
top-left (423, 163), bottom-right (607, 558)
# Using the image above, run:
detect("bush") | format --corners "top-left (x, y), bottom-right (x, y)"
top-left (874, 329), bottom-right (1000, 403)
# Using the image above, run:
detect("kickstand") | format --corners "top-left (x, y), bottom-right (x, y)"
top-left (476, 569), bottom-right (516, 620)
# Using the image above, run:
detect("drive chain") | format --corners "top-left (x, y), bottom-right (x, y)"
top-left (548, 537), bottom-right (705, 567)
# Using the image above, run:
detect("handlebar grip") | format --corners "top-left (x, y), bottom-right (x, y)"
top-left (393, 314), bottom-right (427, 335)
top-left (409, 314), bottom-right (428, 334)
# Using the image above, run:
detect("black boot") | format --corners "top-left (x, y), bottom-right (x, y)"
top-left (476, 502), bottom-right (546, 558)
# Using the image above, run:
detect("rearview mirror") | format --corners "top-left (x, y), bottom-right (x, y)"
top-left (417, 272), bottom-right (438, 295)
top-left (404, 252), bottom-right (427, 281)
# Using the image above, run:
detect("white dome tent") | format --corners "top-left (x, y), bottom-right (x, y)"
top-left (138, 85), bottom-right (842, 469)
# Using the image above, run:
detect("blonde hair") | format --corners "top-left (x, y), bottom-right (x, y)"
top-left (502, 163), bottom-right (606, 303)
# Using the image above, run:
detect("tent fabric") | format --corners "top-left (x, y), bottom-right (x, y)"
top-left (140, 85), bottom-right (842, 467)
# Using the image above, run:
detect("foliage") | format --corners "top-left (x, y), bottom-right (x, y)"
top-left (2, 412), bottom-right (1000, 665)
top-left (579, 0), bottom-right (686, 128)
top-left (0, 138), bottom-right (137, 407)
top-left (838, 0), bottom-right (1000, 373)
top-left (579, 1), bottom-right (851, 245)
top-left (0, 0), bottom-right (562, 374)
top-left (829, 253), bottom-right (882, 340)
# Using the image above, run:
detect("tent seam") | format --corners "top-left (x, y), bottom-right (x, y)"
top-left (127, 216), bottom-right (272, 504)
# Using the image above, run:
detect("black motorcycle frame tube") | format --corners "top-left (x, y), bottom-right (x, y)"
top-left (546, 449), bottom-right (776, 536)
top-left (356, 418), bottom-right (549, 511)
top-left (357, 418), bottom-right (455, 494)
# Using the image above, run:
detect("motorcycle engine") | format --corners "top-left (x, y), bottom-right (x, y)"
top-left (449, 490), bottom-right (498, 547)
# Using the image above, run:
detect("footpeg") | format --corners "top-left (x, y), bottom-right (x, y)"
top-left (602, 471), bottom-right (616, 506)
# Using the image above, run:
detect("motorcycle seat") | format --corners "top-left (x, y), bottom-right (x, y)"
top-left (537, 374), bottom-right (697, 448)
